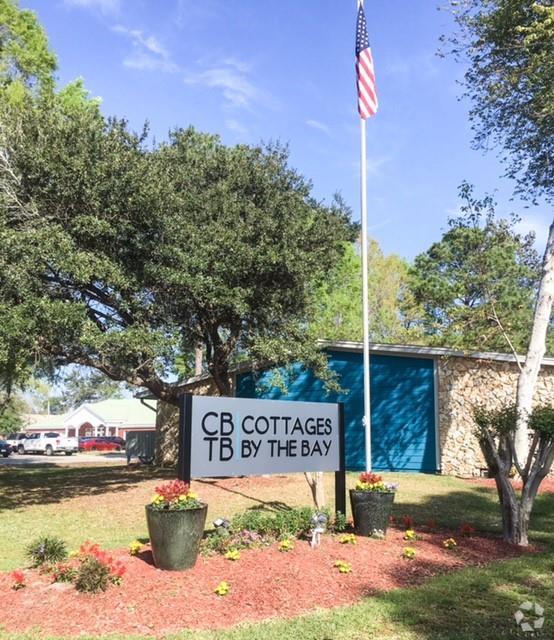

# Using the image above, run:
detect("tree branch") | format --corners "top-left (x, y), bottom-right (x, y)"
top-left (487, 296), bottom-right (523, 372)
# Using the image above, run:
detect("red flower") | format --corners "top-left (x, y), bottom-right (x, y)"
top-left (80, 541), bottom-right (102, 557)
top-left (154, 479), bottom-right (191, 503)
top-left (10, 570), bottom-right (25, 590)
top-left (389, 515), bottom-right (397, 524)
top-left (359, 472), bottom-right (383, 485)
top-left (402, 515), bottom-right (414, 529)
top-left (79, 541), bottom-right (126, 584)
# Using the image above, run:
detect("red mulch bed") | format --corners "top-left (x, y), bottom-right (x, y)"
top-left (466, 477), bottom-right (554, 494)
top-left (0, 529), bottom-right (528, 638)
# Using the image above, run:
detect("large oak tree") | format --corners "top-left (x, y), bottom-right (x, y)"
top-left (0, 98), bottom-right (353, 403)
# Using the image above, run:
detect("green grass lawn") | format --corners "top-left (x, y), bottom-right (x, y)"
top-left (1, 463), bottom-right (553, 640)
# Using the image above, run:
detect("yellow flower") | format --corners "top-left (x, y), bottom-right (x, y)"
top-left (151, 494), bottom-right (164, 504)
top-left (403, 529), bottom-right (417, 541)
top-left (278, 539), bottom-right (294, 552)
top-left (338, 533), bottom-right (357, 545)
top-left (443, 537), bottom-right (457, 550)
top-left (224, 549), bottom-right (241, 561)
top-left (129, 540), bottom-right (143, 556)
top-left (334, 560), bottom-right (352, 573)
top-left (188, 491), bottom-right (198, 500)
top-left (402, 547), bottom-right (416, 559)
top-left (214, 580), bottom-right (230, 596)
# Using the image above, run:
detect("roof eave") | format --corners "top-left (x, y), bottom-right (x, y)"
top-left (319, 340), bottom-right (554, 367)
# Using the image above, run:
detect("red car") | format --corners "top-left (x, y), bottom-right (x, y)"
top-left (78, 437), bottom-right (123, 452)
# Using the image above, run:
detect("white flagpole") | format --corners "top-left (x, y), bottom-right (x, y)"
top-left (360, 118), bottom-right (372, 472)
top-left (358, 0), bottom-right (372, 472)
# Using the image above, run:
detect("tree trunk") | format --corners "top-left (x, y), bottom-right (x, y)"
top-left (209, 358), bottom-right (232, 397)
top-left (515, 220), bottom-right (554, 464)
top-left (194, 344), bottom-right (203, 376)
top-left (154, 400), bottom-right (180, 467)
top-left (304, 471), bottom-right (326, 510)
top-left (492, 472), bottom-right (529, 545)
top-left (496, 482), bottom-right (528, 545)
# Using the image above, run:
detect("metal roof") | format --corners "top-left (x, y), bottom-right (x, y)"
top-left (319, 340), bottom-right (554, 367)
top-left (136, 341), bottom-right (554, 401)
top-left (27, 399), bottom-right (158, 428)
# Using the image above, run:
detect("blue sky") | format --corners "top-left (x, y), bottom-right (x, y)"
top-left (23, 0), bottom-right (551, 260)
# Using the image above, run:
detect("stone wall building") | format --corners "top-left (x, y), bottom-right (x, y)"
top-left (438, 355), bottom-right (554, 476)
top-left (153, 343), bottom-right (554, 477)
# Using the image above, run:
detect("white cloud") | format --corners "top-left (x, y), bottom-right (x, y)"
top-left (350, 155), bottom-right (390, 181)
top-left (113, 26), bottom-right (169, 58)
top-left (225, 118), bottom-right (248, 135)
top-left (368, 217), bottom-right (393, 233)
top-left (112, 26), bottom-right (178, 74)
top-left (184, 60), bottom-right (265, 110)
top-left (445, 203), bottom-right (464, 219)
top-left (222, 57), bottom-right (251, 74)
top-left (122, 52), bottom-right (178, 73)
top-left (306, 119), bottom-right (332, 136)
top-left (516, 214), bottom-right (551, 250)
top-left (365, 155), bottom-right (390, 177)
top-left (64, 0), bottom-right (120, 15)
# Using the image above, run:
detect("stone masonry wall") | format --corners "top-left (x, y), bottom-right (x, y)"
top-left (438, 357), bottom-right (554, 476)
top-left (154, 377), bottom-right (229, 467)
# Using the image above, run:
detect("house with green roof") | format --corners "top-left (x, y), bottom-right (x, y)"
top-left (24, 398), bottom-right (157, 439)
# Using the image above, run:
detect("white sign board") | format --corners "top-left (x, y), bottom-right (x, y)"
top-left (188, 395), bottom-right (341, 477)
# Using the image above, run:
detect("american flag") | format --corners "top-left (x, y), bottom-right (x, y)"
top-left (356, 3), bottom-right (378, 119)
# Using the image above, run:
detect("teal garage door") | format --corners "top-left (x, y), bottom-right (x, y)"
top-left (370, 354), bottom-right (437, 472)
top-left (236, 350), bottom-right (437, 472)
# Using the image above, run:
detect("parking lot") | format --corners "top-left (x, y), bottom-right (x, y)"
top-left (0, 452), bottom-right (128, 466)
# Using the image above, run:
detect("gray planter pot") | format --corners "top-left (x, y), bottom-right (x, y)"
top-left (349, 490), bottom-right (395, 537)
top-left (145, 503), bottom-right (207, 570)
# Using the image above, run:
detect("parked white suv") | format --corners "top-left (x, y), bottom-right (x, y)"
top-left (5, 432), bottom-right (28, 452)
top-left (18, 432), bottom-right (78, 456)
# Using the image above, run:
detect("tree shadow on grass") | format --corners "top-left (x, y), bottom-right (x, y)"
top-left (196, 478), bottom-right (294, 513)
top-left (372, 488), bottom-right (554, 639)
top-left (390, 483), bottom-right (554, 546)
top-left (376, 550), bottom-right (554, 640)
top-left (311, 487), bottom-right (553, 640)
top-left (0, 464), bottom-right (174, 511)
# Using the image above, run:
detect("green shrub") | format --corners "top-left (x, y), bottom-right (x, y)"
top-left (51, 562), bottom-right (77, 584)
top-left (75, 556), bottom-right (110, 593)
top-left (201, 526), bottom-right (263, 556)
top-left (231, 506), bottom-right (315, 539)
top-left (529, 405), bottom-right (554, 438)
top-left (202, 506), bottom-right (338, 555)
top-left (26, 536), bottom-right (67, 567)
top-left (330, 511), bottom-right (348, 532)
top-left (473, 404), bottom-right (518, 437)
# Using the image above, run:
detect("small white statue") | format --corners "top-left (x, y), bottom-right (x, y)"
top-left (310, 512), bottom-right (328, 548)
